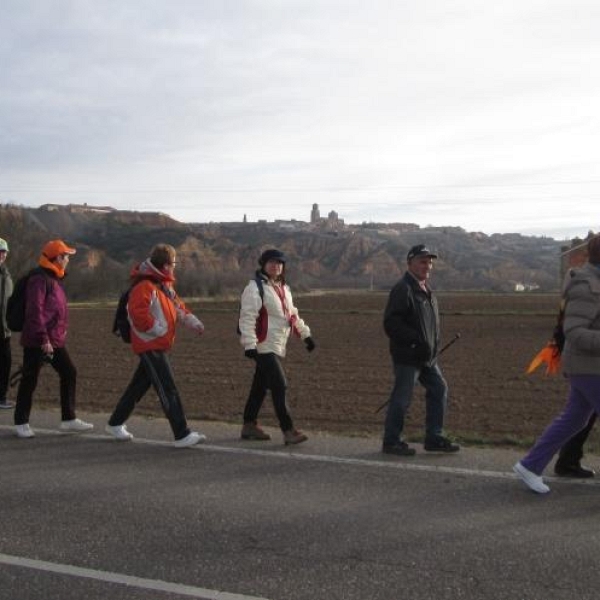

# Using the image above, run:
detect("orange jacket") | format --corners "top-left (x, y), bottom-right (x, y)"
top-left (127, 260), bottom-right (204, 354)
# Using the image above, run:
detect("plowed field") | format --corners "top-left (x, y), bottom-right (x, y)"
top-left (16, 291), bottom-right (589, 448)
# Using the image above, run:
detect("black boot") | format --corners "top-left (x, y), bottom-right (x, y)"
top-left (554, 462), bottom-right (595, 478)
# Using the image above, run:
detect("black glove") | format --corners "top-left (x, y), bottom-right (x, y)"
top-left (304, 337), bottom-right (316, 352)
top-left (245, 348), bottom-right (258, 360)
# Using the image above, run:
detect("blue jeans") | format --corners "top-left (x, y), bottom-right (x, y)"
top-left (521, 375), bottom-right (600, 475)
top-left (383, 361), bottom-right (448, 446)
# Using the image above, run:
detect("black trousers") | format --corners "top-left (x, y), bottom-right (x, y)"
top-left (14, 346), bottom-right (77, 425)
top-left (108, 350), bottom-right (190, 441)
top-left (243, 352), bottom-right (293, 432)
top-left (0, 336), bottom-right (11, 401)
top-left (556, 412), bottom-right (597, 466)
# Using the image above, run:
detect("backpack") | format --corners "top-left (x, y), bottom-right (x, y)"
top-left (237, 275), bottom-right (267, 340)
top-left (6, 268), bottom-right (52, 332)
top-left (112, 288), bottom-right (132, 343)
top-left (112, 278), bottom-right (165, 343)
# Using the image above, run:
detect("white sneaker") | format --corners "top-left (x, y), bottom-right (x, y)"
top-left (173, 431), bottom-right (206, 448)
top-left (15, 424), bottom-right (35, 438)
top-left (105, 424), bottom-right (133, 441)
top-left (513, 461), bottom-right (550, 494)
top-left (60, 418), bottom-right (94, 433)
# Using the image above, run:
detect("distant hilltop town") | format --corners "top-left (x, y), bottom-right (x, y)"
top-left (240, 202), bottom-right (424, 236)
top-left (40, 201), bottom-right (421, 233)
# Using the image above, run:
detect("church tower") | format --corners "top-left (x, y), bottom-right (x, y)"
top-left (310, 203), bottom-right (320, 224)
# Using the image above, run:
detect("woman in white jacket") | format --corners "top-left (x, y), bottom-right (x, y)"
top-left (238, 248), bottom-right (315, 445)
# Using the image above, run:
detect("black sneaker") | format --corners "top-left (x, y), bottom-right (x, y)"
top-left (0, 400), bottom-right (14, 410)
top-left (424, 435), bottom-right (460, 453)
top-left (382, 441), bottom-right (416, 456)
top-left (554, 463), bottom-right (595, 478)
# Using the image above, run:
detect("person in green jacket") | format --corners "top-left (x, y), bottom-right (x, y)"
top-left (0, 237), bottom-right (14, 409)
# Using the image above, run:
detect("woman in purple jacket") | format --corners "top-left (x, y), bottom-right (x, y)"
top-left (13, 240), bottom-right (93, 438)
top-left (514, 235), bottom-right (600, 493)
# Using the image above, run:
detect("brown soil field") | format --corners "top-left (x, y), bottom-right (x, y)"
top-left (17, 291), bottom-right (596, 449)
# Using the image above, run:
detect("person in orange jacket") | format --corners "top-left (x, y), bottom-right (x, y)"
top-left (106, 244), bottom-right (205, 448)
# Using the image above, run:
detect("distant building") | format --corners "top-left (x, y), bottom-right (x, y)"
top-left (515, 283), bottom-right (540, 292)
top-left (310, 203), bottom-right (320, 223)
top-left (309, 204), bottom-right (345, 231)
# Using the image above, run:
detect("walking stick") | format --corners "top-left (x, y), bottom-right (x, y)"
top-left (374, 333), bottom-right (461, 414)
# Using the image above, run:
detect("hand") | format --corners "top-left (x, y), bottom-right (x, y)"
top-left (245, 348), bottom-right (258, 360)
top-left (304, 337), bottom-right (316, 352)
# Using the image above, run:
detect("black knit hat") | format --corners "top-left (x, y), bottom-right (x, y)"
top-left (259, 248), bottom-right (287, 266)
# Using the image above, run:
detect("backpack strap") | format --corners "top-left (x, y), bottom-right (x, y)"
top-left (30, 267), bottom-right (55, 296)
top-left (254, 275), bottom-right (265, 303)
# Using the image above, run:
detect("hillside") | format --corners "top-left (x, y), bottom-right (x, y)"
top-left (0, 202), bottom-right (574, 300)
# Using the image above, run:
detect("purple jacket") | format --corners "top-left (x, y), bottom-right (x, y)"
top-left (20, 270), bottom-right (68, 348)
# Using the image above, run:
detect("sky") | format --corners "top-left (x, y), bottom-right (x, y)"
top-left (1, 0), bottom-right (599, 240)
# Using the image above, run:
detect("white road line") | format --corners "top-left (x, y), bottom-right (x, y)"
top-left (0, 553), bottom-right (270, 600)
top-left (200, 443), bottom-right (600, 486)
top-left (1, 424), bottom-right (598, 486)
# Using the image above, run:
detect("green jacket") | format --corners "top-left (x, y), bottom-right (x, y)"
top-left (0, 264), bottom-right (13, 339)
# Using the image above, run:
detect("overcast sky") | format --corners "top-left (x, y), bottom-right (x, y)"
top-left (1, 1), bottom-right (598, 239)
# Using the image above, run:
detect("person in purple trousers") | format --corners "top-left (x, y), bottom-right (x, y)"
top-left (514, 235), bottom-right (600, 493)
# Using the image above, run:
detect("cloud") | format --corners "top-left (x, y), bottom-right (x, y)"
top-left (0, 1), bottom-right (598, 237)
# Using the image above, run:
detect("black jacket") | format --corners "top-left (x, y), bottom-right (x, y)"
top-left (383, 271), bottom-right (440, 366)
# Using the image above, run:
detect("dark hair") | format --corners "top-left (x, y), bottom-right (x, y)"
top-left (588, 236), bottom-right (600, 265)
top-left (150, 244), bottom-right (176, 269)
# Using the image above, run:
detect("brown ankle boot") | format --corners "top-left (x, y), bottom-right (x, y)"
top-left (241, 422), bottom-right (271, 441)
top-left (283, 429), bottom-right (308, 445)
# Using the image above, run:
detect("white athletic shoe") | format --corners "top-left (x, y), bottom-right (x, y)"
top-left (60, 418), bottom-right (94, 433)
top-left (105, 424), bottom-right (133, 441)
top-left (15, 424), bottom-right (35, 438)
top-left (513, 461), bottom-right (550, 494)
top-left (173, 431), bottom-right (206, 448)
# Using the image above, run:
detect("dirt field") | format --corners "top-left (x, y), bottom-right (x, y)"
top-left (15, 291), bottom-right (592, 449)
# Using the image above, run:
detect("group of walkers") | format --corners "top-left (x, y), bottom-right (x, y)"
top-left (1, 234), bottom-right (600, 495)
top-left (0, 239), bottom-right (315, 448)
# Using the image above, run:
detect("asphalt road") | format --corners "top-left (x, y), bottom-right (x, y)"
top-left (1, 409), bottom-right (600, 600)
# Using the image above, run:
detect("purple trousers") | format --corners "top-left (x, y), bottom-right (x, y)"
top-left (521, 375), bottom-right (600, 475)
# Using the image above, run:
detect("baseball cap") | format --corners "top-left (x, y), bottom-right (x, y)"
top-left (0, 238), bottom-right (8, 252)
top-left (407, 244), bottom-right (438, 261)
top-left (42, 239), bottom-right (77, 260)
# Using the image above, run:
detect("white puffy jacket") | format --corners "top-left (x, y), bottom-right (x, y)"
top-left (239, 275), bottom-right (311, 357)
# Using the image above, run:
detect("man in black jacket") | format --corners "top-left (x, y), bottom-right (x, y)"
top-left (381, 244), bottom-right (459, 456)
